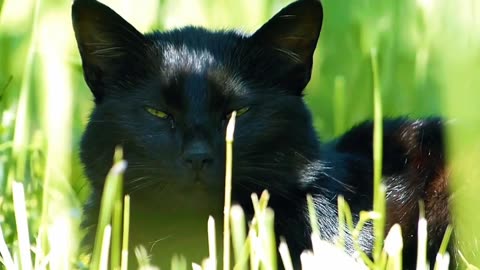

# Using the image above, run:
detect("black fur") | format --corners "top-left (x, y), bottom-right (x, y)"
top-left (72, 0), bottom-right (451, 269)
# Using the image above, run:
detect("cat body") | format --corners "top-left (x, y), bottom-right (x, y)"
top-left (72, 0), bottom-right (451, 268)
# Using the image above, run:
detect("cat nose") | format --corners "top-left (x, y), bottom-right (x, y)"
top-left (182, 142), bottom-right (214, 171)
top-left (183, 153), bottom-right (213, 171)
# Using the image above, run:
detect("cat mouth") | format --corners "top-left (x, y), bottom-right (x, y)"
top-left (193, 173), bottom-right (212, 185)
top-left (160, 173), bottom-right (222, 192)
top-left (187, 170), bottom-right (223, 188)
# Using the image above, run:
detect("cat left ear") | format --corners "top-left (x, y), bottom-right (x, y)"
top-left (252, 0), bottom-right (323, 93)
top-left (72, 0), bottom-right (151, 102)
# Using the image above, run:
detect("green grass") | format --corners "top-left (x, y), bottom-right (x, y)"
top-left (1, 0), bottom-right (480, 269)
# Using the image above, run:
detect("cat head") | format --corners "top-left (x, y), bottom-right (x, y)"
top-left (73, 0), bottom-right (323, 202)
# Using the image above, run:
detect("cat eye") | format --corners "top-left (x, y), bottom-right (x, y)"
top-left (237, 107), bottom-right (250, 116)
top-left (145, 107), bottom-right (170, 119)
top-left (227, 107), bottom-right (250, 119)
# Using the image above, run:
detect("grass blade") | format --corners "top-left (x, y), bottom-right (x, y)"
top-left (434, 253), bottom-right (450, 270)
top-left (438, 225), bottom-right (453, 255)
top-left (371, 47), bottom-right (386, 265)
top-left (135, 246), bottom-right (156, 269)
top-left (306, 194), bottom-right (319, 237)
top-left (99, 225), bottom-right (112, 270)
top-left (337, 195), bottom-right (346, 250)
top-left (208, 216), bottom-right (217, 270)
top-left (232, 234), bottom-right (251, 270)
top-left (433, 225), bottom-right (453, 270)
top-left (417, 201), bottom-right (428, 270)
top-left (12, 181), bottom-right (32, 270)
top-left (278, 239), bottom-right (293, 270)
top-left (0, 76), bottom-right (13, 100)
top-left (0, 0), bottom-right (4, 17)
top-left (223, 111), bottom-right (236, 270)
top-left (249, 228), bottom-right (259, 270)
top-left (384, 224), bottom-right (403, 270)
top-left (333, 76), bottom-right (346, 136)
top-left (230, 205), bottom-right (246, 269)
top-left (90, 160), bottom-right (127, 269)
top-left (0, 225), bottom-right (15, 269)
top-left (111, 169), bottom-right (124, 268)
top-left (111, 147), bottom-right (125, 269)
top-left (121, 195), bottom-right (131, 270)
top-left (259, 208), bottom-right (276, 270)
top-left (10, 0), bottom-right (41, 184)
top-left (171, 254), bottom-right (187, 270)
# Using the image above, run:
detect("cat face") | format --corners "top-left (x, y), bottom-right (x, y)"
top-left (73, 0), bottom-right (323, 203)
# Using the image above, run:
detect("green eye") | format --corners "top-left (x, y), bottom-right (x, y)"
top-left (228, 107), bottom-right (250, 119)
top-left (146, 107), bottom-right (169, 119)
top-left (237, 107), bottom-right (250, 116)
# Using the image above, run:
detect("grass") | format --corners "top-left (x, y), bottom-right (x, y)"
top-left (371, 47), bottom-right (386, 268)
top-left (1, 0), bottom-right (480, 269)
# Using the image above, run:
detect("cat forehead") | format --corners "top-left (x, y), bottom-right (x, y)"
top-left (149, 27), bottom-right (246, 72)
top-left (153, 42), bottom-right (248, 96)
top-left (160, 43), bottom-right (216, 73)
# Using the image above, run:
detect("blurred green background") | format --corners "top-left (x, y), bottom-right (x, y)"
top-left (0, 0), bottom-right (479, 267)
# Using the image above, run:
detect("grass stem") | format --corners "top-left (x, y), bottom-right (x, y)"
top-left (223, 111), bottom-right (237, 270)
top-left (371, 47), bottom-right (386, 266)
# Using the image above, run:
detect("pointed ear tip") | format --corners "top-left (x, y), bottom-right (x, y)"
top-left (72, 0), bottom-right (104, 18)
top-left (72, 0), bottom-right (91, 11)
top-left (280, 0), bottom-right (323, 22)
top-left (72, 0), bottom-right (117, 30)
top-left (304, 0), bottom-right (323, 9)
top-left (301, 0), bottom-right (324, 16)
top-left (71, 0), bottom-right (91, 20)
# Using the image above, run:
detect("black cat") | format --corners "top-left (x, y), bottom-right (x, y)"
top-left (72, 0), bottom-right (451, 268)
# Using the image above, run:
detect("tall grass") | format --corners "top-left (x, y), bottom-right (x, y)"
top-left (370, 48), bottom-right (386, 268)
top-left (0, 0), bottom-right (479, 269)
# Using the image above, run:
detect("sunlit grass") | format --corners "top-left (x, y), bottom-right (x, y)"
top-left (370, 47), bottom-right (386, 268)
top-left (223, 111), bottom-right (236, 270)
top-left (0, 0), bottom-right (479, 269)
top-left (0, 0), bottom-right (5, 17)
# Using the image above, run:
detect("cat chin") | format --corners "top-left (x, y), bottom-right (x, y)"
top-left (127, 180), bottom-right (224, 211)
top-left (123, 166), bottom-right (225, 189)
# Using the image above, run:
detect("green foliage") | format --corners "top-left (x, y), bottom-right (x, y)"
top-left (0, 0), bottom-right (479, 269)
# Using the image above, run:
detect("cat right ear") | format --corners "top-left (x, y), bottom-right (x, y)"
top-left (72, 0), bottom-right (150, 102)
top-left (251, 0), bottom-right (323, 94)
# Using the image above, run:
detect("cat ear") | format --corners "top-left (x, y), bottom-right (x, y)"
top-left (72, 0), bottom-right (150, 102)
top-left (252, 0), bottom-right (323, 93)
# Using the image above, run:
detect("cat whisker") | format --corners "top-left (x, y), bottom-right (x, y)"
top-left (128, 182), bottom-right (157, 194)
top-left (148, 235), bottom-right (173, 253)
top-left (126, 177), bottom-right (165, 194)
top-left (125, 175), bottom-right (150, 185)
